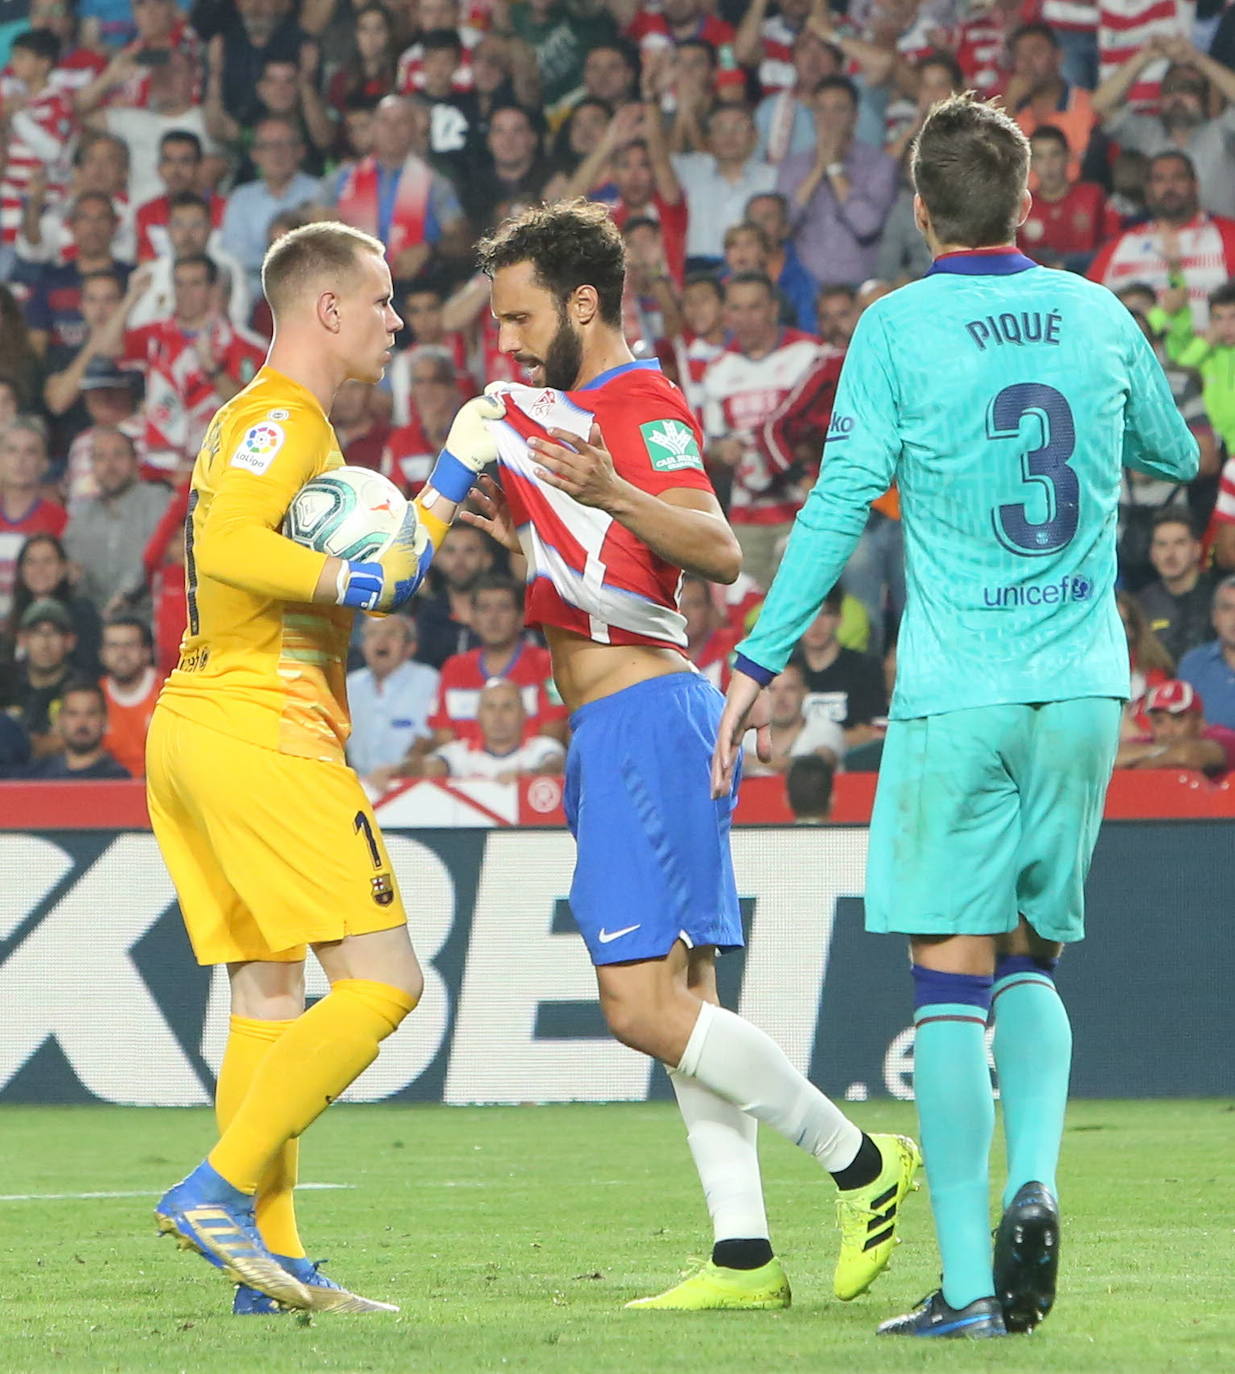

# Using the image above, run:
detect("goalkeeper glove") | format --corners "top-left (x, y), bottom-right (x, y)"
top-left (424, 392), bottom-right (507, 503)
top-left (336, 501), bottom-right (430, 614)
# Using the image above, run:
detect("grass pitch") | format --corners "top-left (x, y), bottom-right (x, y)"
top-left (0, 1099), bottom-right (1230, 1373)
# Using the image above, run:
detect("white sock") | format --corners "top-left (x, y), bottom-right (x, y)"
top-left (677, 1001), bottom-right (862, 1174)
top-left (668, 1068), bottom-right (769, 1244)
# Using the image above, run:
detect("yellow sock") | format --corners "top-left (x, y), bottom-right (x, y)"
top-left (209, 980), bottom-right (416, 1195)
top-left (216, 1015), bottom-right (305, 1259)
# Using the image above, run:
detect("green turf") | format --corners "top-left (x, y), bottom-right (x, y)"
top-left (0, 1099), bottom-right (1230, 1373)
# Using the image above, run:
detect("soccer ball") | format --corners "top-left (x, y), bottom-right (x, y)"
top-left (283, 465), bottom-right (407, 561)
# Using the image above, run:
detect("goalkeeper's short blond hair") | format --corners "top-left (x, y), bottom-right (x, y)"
top-left (261, 221), bottom-right (386, 317)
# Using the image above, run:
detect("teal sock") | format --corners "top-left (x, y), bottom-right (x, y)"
top-left (992, 959), bottom-right (1071, 1208)
top-left (913, 977), bottom-right (995, 1310)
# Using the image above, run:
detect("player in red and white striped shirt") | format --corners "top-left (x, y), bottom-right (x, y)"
top-left (460, 200), bottom-right (910, 1313)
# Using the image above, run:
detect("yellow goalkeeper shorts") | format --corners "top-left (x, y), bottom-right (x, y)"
top-left (146, 707), bottom-right (406, 965)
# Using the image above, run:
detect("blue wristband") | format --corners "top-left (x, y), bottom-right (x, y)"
top-left (734, 652), bottom-right (776, 687)
top-left (340, 560), bottom-right (384, 611)
top-left (426, 448), bottom-right (475, 505)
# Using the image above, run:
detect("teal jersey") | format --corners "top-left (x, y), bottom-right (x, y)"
top-left (738, 251), bottom-right (1200, 718)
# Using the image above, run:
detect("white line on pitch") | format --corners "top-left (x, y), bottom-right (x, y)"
top-left (0, 1183), bottom-right (354, 1202)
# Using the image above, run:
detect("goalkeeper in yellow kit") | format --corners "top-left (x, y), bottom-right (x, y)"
top-left (147, 222), bottom-right (504, 1314)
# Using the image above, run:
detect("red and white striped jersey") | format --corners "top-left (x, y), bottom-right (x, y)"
top-left (396, 27), bottom-right (480, 93)
top-left (122, 316), bottom-right (267, 471)
top-left (1098, 0), bottom-right (1189, 111)
top-left (381, 416), bottom-right (437, 495)
top-left (750, 13), bottom-right (801, 95)
top-left (670, 329), bottom-right (727, 414)
top-left (699, 330), bottom-right (823, 525)
top-left (0, 82), bottom-right (76, 244)
top-left (135, 191), bottom-right (227, 261)
top-left (488, 361), bottom-right (716, 651)
top-left (1088, 213), bottom-right (1235, 329)
top-left (1214, 455), bottom-right (1235, 528)
top-left (952, 11), bottom-right (1015, 99)
top-left (1042, 0), bottom-right (1099, 32)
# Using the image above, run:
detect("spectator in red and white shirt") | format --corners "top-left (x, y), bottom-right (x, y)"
top-left (1095, 0), bottom-right (1185, 115)
top-left (0, 417), bottom-right (67, 623)
top-left (627, 0), bottom-right (739, 76)
top-left (382, 346), bottom-right (462, 496)
top-left (0, 29), bottom-right (77, 249)
top-left (1018, 124), bottom-right (1120, 270)
top-left (134, 130), bottom-right (226, 262)
top-left (1115, 678), bottom-right (1235, 779)
top-left (567, 100), bottom-right (687, 285)
top-left (735, 0), bottom-right (814, 97)
top-left (700, 271), bottom-right (822, 587)
top-left (951, 0), bottom-right (1024, 100)
top-left (127, 192), bottom-right (249, 331)
top-left (427, 574), bottom-right (567, 751)
top-left (396, 0), bottom-right (480, 93)
top-left (121, 253), bottom-right (267, 475)
top-left (663, 272), bottom-right (727, 414)
top-left (422, 678), bottom-right (565, 781)
top-left (1089, 151), bottom-right (1235, 329)
top-left (98, 0), bottom-right (201, 111)
top-left (680, 573), bottom-right (739, 690)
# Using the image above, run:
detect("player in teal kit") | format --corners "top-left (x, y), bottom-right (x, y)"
top-left (713, 95), bottom-right (1199, 1338)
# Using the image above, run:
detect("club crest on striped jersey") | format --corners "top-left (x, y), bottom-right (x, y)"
top-left (640, 418), bottom-right (702, 472)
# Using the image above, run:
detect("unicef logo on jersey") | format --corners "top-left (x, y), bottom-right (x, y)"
top-left (983, 574), bottom-right (1094, 608)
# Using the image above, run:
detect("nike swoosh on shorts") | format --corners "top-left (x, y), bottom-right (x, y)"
top-left (598, 924), bottom-right (641, 943)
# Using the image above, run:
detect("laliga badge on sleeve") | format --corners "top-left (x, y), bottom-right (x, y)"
top-left (230, 421), bottom-right (286, 474)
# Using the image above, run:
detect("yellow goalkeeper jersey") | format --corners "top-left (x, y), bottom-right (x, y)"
top-left (157, 365), bottom-right (354, 764)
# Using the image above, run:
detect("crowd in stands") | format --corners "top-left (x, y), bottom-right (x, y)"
top-left (3, 0), bottom-right (1235, 791)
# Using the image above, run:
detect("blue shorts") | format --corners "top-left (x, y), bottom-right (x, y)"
top-left (866, 698), bottom-right (1121, 943)
top-left (563, 671), bottom-right (744, 966)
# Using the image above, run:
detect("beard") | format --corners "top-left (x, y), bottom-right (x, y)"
top-left (541, 310), bottom-right (584, 391)
top-left (1161, 103), bottom-right (1204, 133)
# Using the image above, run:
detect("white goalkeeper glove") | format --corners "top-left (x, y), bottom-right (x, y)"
top-left (424, 392), bottom-right (507, 504)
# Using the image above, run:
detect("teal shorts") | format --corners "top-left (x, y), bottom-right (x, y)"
top-left (865, 698), bottom-right (1122, 943)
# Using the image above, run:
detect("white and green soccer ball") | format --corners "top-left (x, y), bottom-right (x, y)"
top-left (283, 465), bottom-right (407, 561)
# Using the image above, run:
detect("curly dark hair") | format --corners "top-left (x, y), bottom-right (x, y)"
top-left (476, 199), bottom-right (626, 329)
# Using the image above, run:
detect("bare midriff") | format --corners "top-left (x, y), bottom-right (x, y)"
top-left (546, 624), bottom-right (691, 714)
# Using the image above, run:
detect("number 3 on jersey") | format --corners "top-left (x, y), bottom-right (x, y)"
top-left (988, 382), bottom-right (1078, 557)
